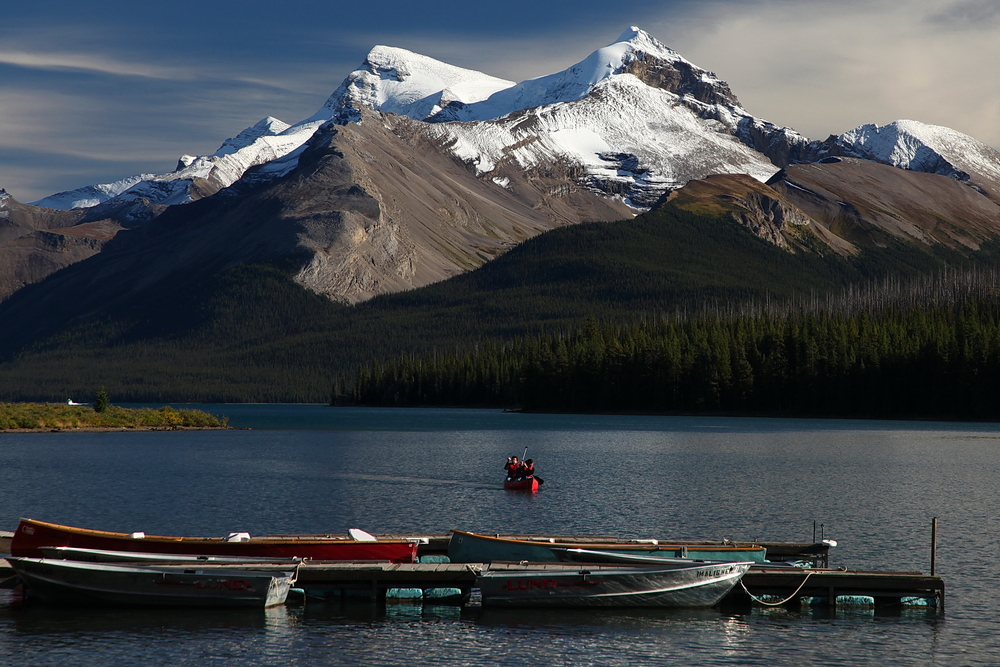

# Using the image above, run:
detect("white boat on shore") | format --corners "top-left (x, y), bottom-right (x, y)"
top-left (474, 560), bottom-right (751, 608)
top-left (9, 557), bottom-right (295, 608)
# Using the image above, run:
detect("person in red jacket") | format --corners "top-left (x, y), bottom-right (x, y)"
top-left (504, 456), bottom-right (521, 479)
top-left (521, 459), bottom-right (535, 479)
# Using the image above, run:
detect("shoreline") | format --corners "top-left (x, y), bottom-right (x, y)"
top-left (0, 426), bottom-right (234, 433)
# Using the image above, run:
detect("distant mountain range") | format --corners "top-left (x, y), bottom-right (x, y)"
top-left (1, 27), bottom-right (999, 401)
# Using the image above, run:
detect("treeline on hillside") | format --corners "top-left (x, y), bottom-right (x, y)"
top-left (342, 270), bottom-right (1000, 420)
top-left (2, 203), bottom-right (997, 403)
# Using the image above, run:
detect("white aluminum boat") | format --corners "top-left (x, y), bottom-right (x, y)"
top-left (9, 557), bottom-right (295, 608)
top-left (474, 560), bottom-right (751, 608)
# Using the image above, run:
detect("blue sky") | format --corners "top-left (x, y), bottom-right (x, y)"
top-left (2, 0), bottom-right (998, 202)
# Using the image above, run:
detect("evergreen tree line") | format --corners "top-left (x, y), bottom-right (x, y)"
top-left (5, 200), bottom-right (1000, 404)
top-left (342, 269), bottom-right (1000, 420)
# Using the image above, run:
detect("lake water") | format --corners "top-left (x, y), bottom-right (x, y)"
top-left (2, 407), bottom-right (999, 666)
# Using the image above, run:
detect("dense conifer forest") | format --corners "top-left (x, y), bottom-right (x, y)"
top-left (344, 271), bottom-right (1000, 420)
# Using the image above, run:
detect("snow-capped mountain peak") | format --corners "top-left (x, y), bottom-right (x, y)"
top-left (837, 119), bottom-right (1000, 184)
top-left (31, 114), bottom-right (317, 211)
top-left (26, 26), bottom-right (770, 212)
top-left (26, 27), bottom-right (998, 220)
top-left (428, 26), bottom-right (739, 122)
top-left (321, 45), bottom-right (515, 124)
top-left (213, 116), bottom-right (292, 157)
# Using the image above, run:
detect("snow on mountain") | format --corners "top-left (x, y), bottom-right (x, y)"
top-left (29, 46), bottom-right (515, 212)
top-left (389, 27), bottom-right (779, 206)
top-left (28, 173), bottom-right (158, 210)
top-left (321, 45), bottom-right (515, 123)
top-left (33, 26), bottom-right (781, 212)
top-left (428, 27), bottom-right (735, 123)
top-left (426, 74), bottom-right (777, 206)
top-left (837, 120), bottom-right (1000, 185)
top-left (211, 116), bottom-right (291, 157)
top-left (31, 115), bottom-right (320, 210)
top-left (30, 27), bottom-right (999, 217)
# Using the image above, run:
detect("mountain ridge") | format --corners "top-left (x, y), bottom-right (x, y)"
top-left (23, 27), bottom-right (998, 222)
top-left (1, 25), bottom-right (998, 387)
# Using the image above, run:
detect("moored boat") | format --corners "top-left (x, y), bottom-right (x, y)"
top-left (474, 561), bottom-right (751, 607)
top-left (38, 546), bottom-right (304, 565)
top-left (9, 557), bottom-right (295, 607)
top-left (448, 530), bottom-right (768, 563)
top-left (11, 518), bottom-right (418, 563)
top-left (551, 547), bottom-right (797, 569)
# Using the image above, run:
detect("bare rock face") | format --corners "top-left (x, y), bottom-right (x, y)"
top-left (0, 192), bottom-right (123, 300)
top-left (730, 190), bottom-right (813, 248)
top-left (662, 174), bottom-right (836, 252)
top-left (281, 109), bottom-right (634, 303)
top-left (768, 158), bottom-right (1000, 250)
top-left (622, 52), bottom-right (739, 107)
top-left (0, 105), bottom-right (637, 339)
top-left (663, 157), bottom-right (1000, 257)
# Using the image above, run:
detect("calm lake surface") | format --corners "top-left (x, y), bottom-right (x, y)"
top-left (2, 406), bottom-right (999, 665)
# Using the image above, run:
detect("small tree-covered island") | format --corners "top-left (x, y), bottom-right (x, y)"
top-left (0, 402), bottom-right (228, 431)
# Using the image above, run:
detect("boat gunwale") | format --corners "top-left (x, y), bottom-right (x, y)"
top-left (9, 556), bottom-right (297, 579)
top-left (17, 518), bottom-right (415, 546)
top-left (449, 530), bottom-right (765, 552)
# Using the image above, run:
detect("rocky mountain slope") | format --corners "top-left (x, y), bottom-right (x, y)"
top-left (0, 106), bottom-right (638, 355)
top-left (2, 26), bottom-right (999, 314)
top-left (0, 190), bottom-right (130, 299)
top-left (665, 156), bottom-right (1000, 255)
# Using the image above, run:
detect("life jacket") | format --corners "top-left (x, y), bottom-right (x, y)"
top-left (505, 461), bottom-right (520, 477)
top-left (521, 463), bottom-right (535, 478)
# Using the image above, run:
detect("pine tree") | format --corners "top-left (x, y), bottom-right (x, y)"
top-left (94, 387), bottom-right (110, 413)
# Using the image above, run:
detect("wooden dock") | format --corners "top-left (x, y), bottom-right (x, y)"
top-left (289, 561), bottom-right (943, 611)
top-left (730, 566), bottom-right (944, 611)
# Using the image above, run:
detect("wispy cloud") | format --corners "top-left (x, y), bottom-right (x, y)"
top-left (0, 50), bottom-right (193, 79)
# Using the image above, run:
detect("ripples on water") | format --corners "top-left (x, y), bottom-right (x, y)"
top-left (2, 407), bottom-right (999, 665)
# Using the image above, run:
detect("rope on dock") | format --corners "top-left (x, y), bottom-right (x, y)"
top-left (740, 571), bottom-right (815, 606)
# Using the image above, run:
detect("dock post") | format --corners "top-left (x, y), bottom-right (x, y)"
top-left (931, 517), bottom-right (937, 577)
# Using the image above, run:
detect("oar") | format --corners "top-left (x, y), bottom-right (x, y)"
top-left (522, 447), bottom-right (544, 484)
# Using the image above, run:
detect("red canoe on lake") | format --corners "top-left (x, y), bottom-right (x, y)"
top-left (503, 477), bottom-right (540, 492)
top-left (10, 518), bottom-right (419, 562)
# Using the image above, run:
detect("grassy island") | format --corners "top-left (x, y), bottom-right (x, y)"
top-left (0, 403), bottom-right (228, 431)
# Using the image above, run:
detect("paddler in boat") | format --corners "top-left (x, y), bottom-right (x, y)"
top-left (504, 455), bottom-right (522, 479)
top-left (521, 459), bottom-right (535, 479)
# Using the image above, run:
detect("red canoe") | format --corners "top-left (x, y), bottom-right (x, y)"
top-left (10, 518), bottom-right (418, 562)
top-left (503, 477), bottom-right (539, 492)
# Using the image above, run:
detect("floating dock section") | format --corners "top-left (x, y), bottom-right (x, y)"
top-left (285, 561), bottom-right (943, 611)
top-left (731, 566), bottom-right (944, 611)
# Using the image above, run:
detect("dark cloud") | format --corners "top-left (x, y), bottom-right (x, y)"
top-left (929, 0), bottom-right (1000, 28)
